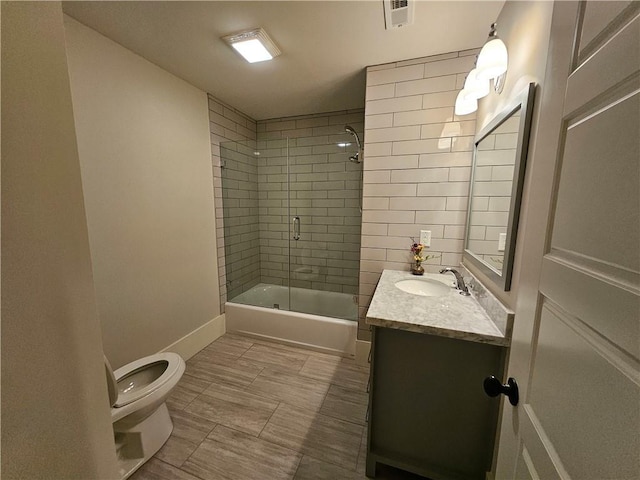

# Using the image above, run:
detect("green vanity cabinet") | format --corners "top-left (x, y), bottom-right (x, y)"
top-left (365, 326), bottom-right (506, 480)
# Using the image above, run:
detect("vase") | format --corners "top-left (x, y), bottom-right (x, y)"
top-left (411, 263), bottom-right (424, 275)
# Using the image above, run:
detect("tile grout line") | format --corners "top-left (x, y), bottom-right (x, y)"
top-left (295, 450), bottom-right (362, 475)
top-left (257, 400), bottom-right (282, 439)
top-left (210, 420), bottom-right (305, 480)
top-left (149, 457), bottom-right (209, 480)
top-left (290, 452), bottom-right (304, 480)
top-left (177, 384), bottom-right (209, 413)
top-left (355, 424), bottom-right (368, 474)
top-left (177, 422), bottom-right (219, 472)
top-left (317, 381), bottom-right (331, 414)
top-left (253, 400), bottom-right (362, 474)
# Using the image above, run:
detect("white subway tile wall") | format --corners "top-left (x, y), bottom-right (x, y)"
top-left (209, 95), bottom-right (258, 311)
top-left (358, 48), bottom-right (480, 341)
top-left (257, 110), bottom-right (364, 295)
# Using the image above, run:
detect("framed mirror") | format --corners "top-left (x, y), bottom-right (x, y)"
top-left (463, 83), bottom-right (536, 291)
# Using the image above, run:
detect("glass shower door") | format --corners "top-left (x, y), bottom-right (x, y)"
top-left (255, 136), bottom-right (291, 309)
top-left (220, 139), bottom-right (263, 305)
top-left (221, 137), bottom-right (293, 311)
top-left (286, 126), bottom-right (362, 321)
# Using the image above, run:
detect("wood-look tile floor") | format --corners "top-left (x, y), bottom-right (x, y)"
top-left (130, 333), bottom-right (426, 480)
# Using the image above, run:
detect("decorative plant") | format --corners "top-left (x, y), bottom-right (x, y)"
top-left (410, 238), bottom-right (439, 275)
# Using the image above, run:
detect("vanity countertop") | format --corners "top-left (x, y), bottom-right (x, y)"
top-left (366, 269), bottom-right (508, 346)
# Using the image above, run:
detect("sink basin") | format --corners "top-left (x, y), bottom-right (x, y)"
top-left (395, 278), bottom-right (451, 297)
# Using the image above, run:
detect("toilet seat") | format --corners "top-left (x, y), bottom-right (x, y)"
top-left (106, 352), bottom-right (185, 423)
top-left (112, 353), bottom-right (183, 407)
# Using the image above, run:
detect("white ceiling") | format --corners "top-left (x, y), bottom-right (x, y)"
top-left (62, 1), bottom-right (504, 120)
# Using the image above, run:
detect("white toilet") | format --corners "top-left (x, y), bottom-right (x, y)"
top-left (104, 352), bottom-right (185, 479)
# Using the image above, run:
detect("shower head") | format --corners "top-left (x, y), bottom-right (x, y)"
top-left (345, 126), bottom-right (362, 164)
top-left (344, 125), bottom-right (362, 152)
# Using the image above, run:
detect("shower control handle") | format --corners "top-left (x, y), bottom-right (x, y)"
top-left (293, 216), bottom-right (300, 241)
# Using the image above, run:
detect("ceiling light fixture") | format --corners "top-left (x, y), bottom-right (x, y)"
top-left (222, 28), bottom-right (281, 64)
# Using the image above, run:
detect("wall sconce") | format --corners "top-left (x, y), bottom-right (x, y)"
top-left (476, 23), bottom-right (508, 81)
top-left (454, 22), bottom-right (508, 116)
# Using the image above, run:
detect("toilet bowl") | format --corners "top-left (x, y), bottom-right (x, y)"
top-left (104, 352), bottom-right (185, 479)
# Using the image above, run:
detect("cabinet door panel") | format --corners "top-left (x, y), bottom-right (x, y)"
top-left (368, 327), bottom-right (504, 480)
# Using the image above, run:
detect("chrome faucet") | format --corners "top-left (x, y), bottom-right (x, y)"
top-left (439, 267), bottom-right (471, 296)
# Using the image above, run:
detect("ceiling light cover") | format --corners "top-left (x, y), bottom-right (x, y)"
top-left (454, 90), bottom-right (478, 116)
top-left (222, 28), bottom-right (281, 63)
top-left (462, 68), bottom-right (490, 101)
top-left (476, 37), bottom-right (508, 80)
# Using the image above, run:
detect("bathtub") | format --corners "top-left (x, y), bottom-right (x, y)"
top-left (225, 283), bottom-right (358, 357)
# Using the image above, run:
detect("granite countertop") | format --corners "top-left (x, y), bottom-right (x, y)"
top-left (366, 270), bottom-right (508, 346)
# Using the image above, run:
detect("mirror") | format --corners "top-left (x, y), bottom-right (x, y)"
top-left (463, 83), bottom-right (536, 291)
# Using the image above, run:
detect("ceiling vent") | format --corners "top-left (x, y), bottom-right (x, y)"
top-left (383, 0), bottom-right (414, 30)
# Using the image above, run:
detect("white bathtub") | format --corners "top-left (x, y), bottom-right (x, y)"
top-left (225, 283), bottom-right (357, 357)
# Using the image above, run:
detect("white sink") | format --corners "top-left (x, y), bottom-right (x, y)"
top-left (395, 278), bottom-right (451, 297)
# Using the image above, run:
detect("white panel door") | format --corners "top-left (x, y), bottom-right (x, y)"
top-left (495, 2), bottom-right (640, 478)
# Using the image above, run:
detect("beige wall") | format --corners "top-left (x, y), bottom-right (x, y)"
top-left (1, 2), bottom-right (117, 478)
top-left (466, 0), bottom-right (554, 307)
top-left (64, 16), bottom-right (219, 368)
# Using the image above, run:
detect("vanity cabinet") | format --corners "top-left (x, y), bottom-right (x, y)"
top-left (366, 327), bottom-right (505, 480)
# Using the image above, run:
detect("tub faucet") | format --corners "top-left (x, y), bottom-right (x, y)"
top-left (439, 268), bottom-right (471, 296)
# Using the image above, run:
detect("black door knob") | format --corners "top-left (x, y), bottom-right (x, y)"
top-left (483, 376), bottom-right (519, 406)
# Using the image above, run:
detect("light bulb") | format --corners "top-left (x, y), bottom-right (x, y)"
top-left (462, 68), bottom-right (490, 101)
top-left (476, 37), bottom-right (508, 81)
top-left (454, 90), bottom-right (477, 116)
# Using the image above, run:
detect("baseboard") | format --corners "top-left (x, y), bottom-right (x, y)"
top-left (161, 314), bottom-right (225, 361)
top-left (355, 340), bottom-right (371, 367)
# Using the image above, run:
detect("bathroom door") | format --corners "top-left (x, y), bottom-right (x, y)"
top-left (495, 2), bottom-right (639, 478)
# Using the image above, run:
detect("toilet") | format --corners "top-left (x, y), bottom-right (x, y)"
top-left (104, 352), bottom-right (185, 479)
